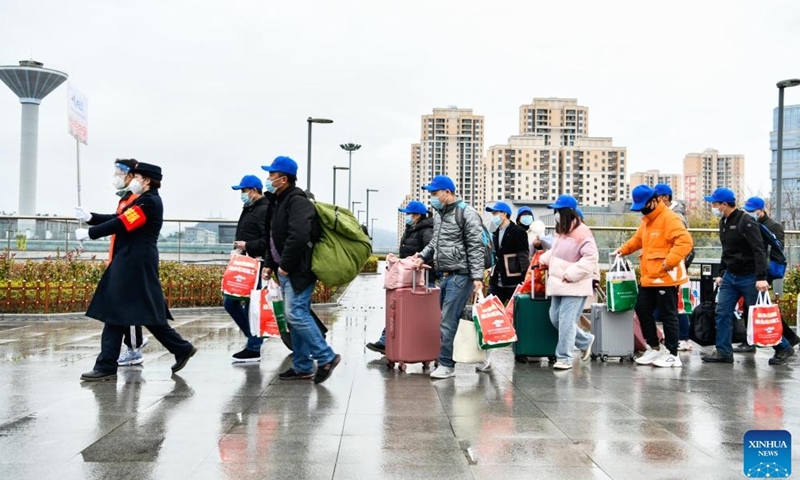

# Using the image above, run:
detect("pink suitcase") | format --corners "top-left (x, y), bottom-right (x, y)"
top-left (385, 279), bottom-right (441, 372)
top-left (633, 311), bottom-right (664, 352)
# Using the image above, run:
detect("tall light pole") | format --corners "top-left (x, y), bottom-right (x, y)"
top-left (366, 188), bottom-right (379, 235)
top-left (332, 166), bottom-right (349, 206)
top-left (357, 210), bottom-right (365, 223)
top-left (351, 200), bottom-right (361, 214)
top-left (340, 143), bottom-right (361, 209)
top-left (775, 79), bottom-right (800, 224)
top-left (371, 218), bottom-right (378, 240)
top-left (306, 117), bottom-right (334, 193)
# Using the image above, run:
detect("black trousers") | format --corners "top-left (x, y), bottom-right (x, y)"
top-left (122, 325), bottom-right (144, 349)
top-left (94, 323), bottom-right (193, 373)
top-left (635, 286), bottom-right (679, 356)
top-left (488, 284), bottom-right (517, 305)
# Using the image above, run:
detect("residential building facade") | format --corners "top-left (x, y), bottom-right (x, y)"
top-left (629, 170), bottom-right (684, 200)
top-left (683, 148), bottom-right (745, 212)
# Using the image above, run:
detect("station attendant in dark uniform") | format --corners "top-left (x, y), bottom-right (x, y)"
top-left (74, 163), bottom-right (197, 382)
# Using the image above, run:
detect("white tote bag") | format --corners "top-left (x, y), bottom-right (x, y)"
top-left (453, 319), bottom-right (487, 364)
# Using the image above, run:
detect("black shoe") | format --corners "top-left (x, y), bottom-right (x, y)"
top-left (701, 350), bottom-right (734, 363)
top-left (171, 346), bottom-right (197, 373)
top-left (231, 349), bottom-right (261, 363)
top-left (769, 348), bottom-right (795, 365)
top-left (366, 342), bottom-right (386, 354)
top-left (278, 368), bottom-right (314, 380)
top-left (314, 354), bottom-right (341, 384)
top-left (80, 370), bottom-right (117, 382)
top-left (732, 342), bottom-right (756, 353)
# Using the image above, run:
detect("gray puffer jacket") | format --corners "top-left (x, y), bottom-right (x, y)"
top-left (420, 198), bottom-right (485, 281)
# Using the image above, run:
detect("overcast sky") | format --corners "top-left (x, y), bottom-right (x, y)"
top-left (2, 0), bottom-right (799, 238)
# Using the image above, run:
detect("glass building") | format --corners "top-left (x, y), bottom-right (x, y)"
top-left (771, 104), bottom-right (800, 193)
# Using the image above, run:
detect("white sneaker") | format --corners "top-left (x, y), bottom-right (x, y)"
top-left (635, 347), bottom-right (665, 365)
top-left (653, 354), bottom-right (683, 368)
top-left (475, 360), bottom-right (492, 372)
top-left (553, 361), bottom-right (572, 370)
top-left (429, 366), bottom-right (456, 379)
top-left (581, 334), bottom-right (595, 362)
top-left (117, 347), bottom-right (144, 366)
top-left (677, 340), bottom-right (693, 351)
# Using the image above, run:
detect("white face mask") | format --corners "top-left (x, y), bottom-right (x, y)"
top-left (111, 175), bottom-right (127, 190)
top-left (746, 211), bottom-right (758, 220)
top-left (711, 207), bottom-right (722, 218)
top-left (129, 178), bottom-right (145, 195)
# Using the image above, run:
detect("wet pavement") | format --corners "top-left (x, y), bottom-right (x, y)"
top-left (1, 271), bottom-right (799, 480)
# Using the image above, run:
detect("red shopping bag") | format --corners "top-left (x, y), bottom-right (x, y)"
top-left (747, 292), bottom-right (783, 347)
top-left (473, 293), bottom-right (517, 349)
top-left (249, 289), bottom-right (280, 338)
top-left (221, 254), bottom-right (260, 298)
top-left (505, 284), bottom-right (524, 320)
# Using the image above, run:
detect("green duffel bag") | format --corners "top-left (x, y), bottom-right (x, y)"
top-left (311, 201), bottom-right (372, 286)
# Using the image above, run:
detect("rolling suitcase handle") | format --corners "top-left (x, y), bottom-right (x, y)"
top-left (411, 269), bottom-right (432, 295)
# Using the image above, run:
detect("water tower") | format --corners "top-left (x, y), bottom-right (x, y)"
top-left (0, 60), bottom-right (68, 232)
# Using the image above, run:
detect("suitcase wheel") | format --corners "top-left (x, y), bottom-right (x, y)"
top-left (399, 362), bottom-right (407, 372)
top-left (422, 362), bottom-right (431, 370)
top-left (629, 354), bottom-right (636, 362)
top-left (548, 356), bottom-right (556, 364)
top-left (514, 355), bottom-right (529, 364)
top-left (601, 354), bottom-right (609, 363)
top-left (387, 361), bottom-right (395, 369)
top-left (619, 357), bottom-right (624, 363)
top-left (590, 353), bottom-right (597, 361)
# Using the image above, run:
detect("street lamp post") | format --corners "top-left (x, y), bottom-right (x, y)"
top-left (371, 218), bottom-right (378, 240)
top-left (332, 166), bottom-right (349, 206)
top-left (357, 210), bottom-right (365, 224)
top-left (775, 79), bottom-right (800, 224)
top-left (366, 188), bottom-right (379, 236)
top-left (306, 117), bottom-right (334, 192)
top-left (340, 143), bottom-right (361, 209)
top-left (351, 201), bottom-right (361, 214)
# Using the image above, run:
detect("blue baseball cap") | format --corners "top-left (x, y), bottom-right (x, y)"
top-left (485, 202), bottom-right (512, 216)
top-left (704, 187), bottom-right (736, 204)
top-left (576, 208), bottom-right (584, 219)
top-left (231, 175), bottom-right (263, 191)
top-left (743, 196), bottom-right (765, 212)
top-left (654, 183), bottom-right (673, 197)
top-left (516, 206), bottom-right (534, 219)
top-left (421, 175), bottom-right (456, 192)
top-left (548, 194), bottom-right (578, 210)
top-left (261, 156), bottom-right (298, 176)
top-left (399, 201), bottom-right (428, 215)
top-left (630, 184), bottom-right (656, 211)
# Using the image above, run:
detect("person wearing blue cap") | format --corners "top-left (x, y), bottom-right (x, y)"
top-left (485, 202), bottom-right (531, 305)
top-left (611, 185), bottom-right (693, 368)
top-left (739, 196), bottom-right (799, 351)
top-left (699, 189), bottom-right (794, 364)
top-left (366, 200), bottom-right (434, 354)
top-left (539, 195), bottom-right (597, 370)
top-left (226, 174), bottom-right (269, 363)
top-left (412, 175), bottom-right (487, 379)
top-left (260, 156), bottom-right (341, 383)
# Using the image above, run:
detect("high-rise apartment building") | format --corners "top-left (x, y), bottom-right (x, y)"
top-left (409, 107), bottom-right (485, 208)
top-left (683, 148), bottom-right (745, 212)
top-left (485, 98), bottom-right (628, 206)
top-left (771, 104), bottom-right (800, 194)
top-left (629, 170), bottom-right (684, 199)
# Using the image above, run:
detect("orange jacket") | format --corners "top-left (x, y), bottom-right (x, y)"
top-left (619, 202), bottom-right (693, 287)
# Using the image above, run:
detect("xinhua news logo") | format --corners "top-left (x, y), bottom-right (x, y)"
top-left (744, 430), bottom-right (791, 478)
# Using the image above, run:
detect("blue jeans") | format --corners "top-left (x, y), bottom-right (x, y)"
top-left (549, 296), bottom-right (593, 363)
top-left (715, 272), bottom-right (791, 356)
top-left (278, 275), bottom-right (336, 373)
top-left (438, 274), bottom-right (475, 368)
top-left (223, 297), bottom-right (264, 352)
top-left (678, 314), bottom-right (690, 341)
top-left (377, 280), bottom-right (437, 346)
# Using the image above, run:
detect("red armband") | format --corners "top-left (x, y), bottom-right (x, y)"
top-left (120, 205), bottom-right (147, 231)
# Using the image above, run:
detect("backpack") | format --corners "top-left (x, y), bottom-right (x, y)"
top-left (454, 201), bottom-right (495, 270)
top-left (689, 293), bottom-right (746, 346)
top-left (737, 214), bottom-right (787, 280)
top-left (311, 201), bottom-right (373, 286)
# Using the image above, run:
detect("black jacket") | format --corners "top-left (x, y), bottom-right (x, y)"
top-left (85, 189), bottom-right (171, 326)
top-left (399, 217), bottom-right (434, 258)
top-left (490, 221), bottom-right (531, 287)
top-left (760, 213), bottom-right (785, 246)
top-left (235, 195), bottom-right (269, 258)
top-left (264, 186), bottom-right (319, 294)
top-left (719, 208), bottom-right (768, 281)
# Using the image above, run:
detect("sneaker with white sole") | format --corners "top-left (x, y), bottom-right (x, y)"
top-left (475, 360), bottom-right (492, 372)
top-left (653, 353), bottom-right (683, 368)
top-left (635, 347), bottom-right (666, 365)
top-left (581, 334), bottom-right (595, 361)
top-left (429, 365), bottom-right (456, 379)
top-left (231, 349), bottom-right (261, 363)
top-left (553, 361), bottom-right (572, 370)
top-left (117, 347), bottom-right (144, 366)
top-left (677, 340), bottom-right (693, 351)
